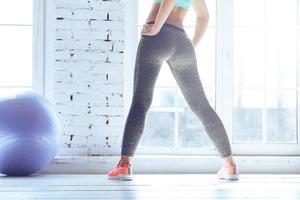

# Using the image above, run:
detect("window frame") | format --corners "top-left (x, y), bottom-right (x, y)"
top-left (228, 0), bottom-right (300, 155)
top-left (0, 0), bottom-right (42, 95)
top-left (32, 0), bottom-right (45, 94)
top-left (126, 0), bottom-right (300, 156)
top-left (33, 0), bottom-right (56, 102)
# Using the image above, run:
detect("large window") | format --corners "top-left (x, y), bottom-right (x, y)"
top-left (233, 0), bottom-right (298, 144)
top-left (134, 0), bottom-right (300, 155)
top-left (0, 0), bottom-right (34, 97)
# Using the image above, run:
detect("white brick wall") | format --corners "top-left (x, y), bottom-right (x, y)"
top-left (54, 0), bottom-right (125, 156)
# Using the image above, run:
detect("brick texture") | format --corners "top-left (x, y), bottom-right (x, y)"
top-left (54, 0), bottom-right (125, 156)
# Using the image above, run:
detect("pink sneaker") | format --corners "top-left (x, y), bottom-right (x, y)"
top-left (217, 164), bottom-right (239, 180)
top-left (107, 160), bottom-right (133, 181)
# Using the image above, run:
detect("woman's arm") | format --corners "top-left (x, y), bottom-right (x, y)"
top-left (191, 0), bottom-right (210, 47)
top-left (141, 0), bottom-right (175, 36)
top-left (152, 0), bottom-right (175, 33)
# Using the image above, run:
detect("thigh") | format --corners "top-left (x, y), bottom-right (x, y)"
top-left (132, 36), bottom-right (164, 100)
top-left (166, 43), bottom-right (211, 109)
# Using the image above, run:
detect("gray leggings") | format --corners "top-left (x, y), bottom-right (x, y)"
top-left (121, 21), bottom-right (232, 158)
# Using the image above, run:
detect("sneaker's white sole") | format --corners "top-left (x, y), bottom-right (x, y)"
top-left (218, 174), bottom-right (239, 180)
top-left (107, 173), bottom-right (134, 181)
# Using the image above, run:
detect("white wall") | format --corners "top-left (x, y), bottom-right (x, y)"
top-left (54, 0), bottom-right (126, 157)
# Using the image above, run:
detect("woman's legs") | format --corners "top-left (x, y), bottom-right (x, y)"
top-left (119, 24), bottom-right (236, 167)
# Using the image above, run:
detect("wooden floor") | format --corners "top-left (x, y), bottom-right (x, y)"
top-left (0, 174), bottom-right (299, 199)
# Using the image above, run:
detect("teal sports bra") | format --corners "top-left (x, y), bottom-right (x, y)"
top-left (154, 0), bottom-right (192, 10)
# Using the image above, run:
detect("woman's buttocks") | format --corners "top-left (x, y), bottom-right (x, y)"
top-left (139, 27), bottom-right (180, 62)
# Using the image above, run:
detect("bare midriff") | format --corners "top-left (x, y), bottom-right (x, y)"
top-left (145, 2), bottom-right (188, 29)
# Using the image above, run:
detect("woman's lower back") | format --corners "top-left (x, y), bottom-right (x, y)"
top-left (145, 2), bottom-right (189, 29)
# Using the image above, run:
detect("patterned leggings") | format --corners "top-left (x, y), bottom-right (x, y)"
top-left (121, 21), bottom-right (232, 158)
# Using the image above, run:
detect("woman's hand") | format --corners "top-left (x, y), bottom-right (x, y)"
top-left (141, 23), bottom-right (160, 36)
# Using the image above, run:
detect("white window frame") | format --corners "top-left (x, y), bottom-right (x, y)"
top-left (0, 0), bottom-right (42, 95)
top-left (225, 0), bottom-right (300, 156)
top-left (33, 0), bottom-right (56, 102)
top-left (125, 0), bottom-right (300, 156)
top-left (32, 0), bottom-right (44, 94)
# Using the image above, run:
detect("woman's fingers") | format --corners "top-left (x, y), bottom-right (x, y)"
top-left (141, 25), bottom-right (151, 33)
top-left (142, 24), bottom-right (153, 28)
top-left (141, 24), bottom-right (149, 31)
top-left (140, 24), bottom-right (155, 36)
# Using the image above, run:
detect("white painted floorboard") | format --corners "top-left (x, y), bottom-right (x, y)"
top-left (0, 174), bottom-right (299, 199)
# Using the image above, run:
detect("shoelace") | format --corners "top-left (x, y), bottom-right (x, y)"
top-left (116, 160), bottom-right (131, 168)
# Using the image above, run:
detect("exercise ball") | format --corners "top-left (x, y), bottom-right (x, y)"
top-left (0, 91), bottom-right (61, 176)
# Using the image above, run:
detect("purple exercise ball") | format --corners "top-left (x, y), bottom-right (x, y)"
top-left (0, 91), bottom-right (61, 176)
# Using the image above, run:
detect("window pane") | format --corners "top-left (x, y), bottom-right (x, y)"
top-left (265, 26), bottom-right (297, 89)
top-left (152, 87), bottom-right (176, 107)
top-left (233, 0), bottom-right (265, 26)
top-left (265, 0), bottom-right (297, 27)
top-left (178, 107), bottom-right (214, 148)
top-left (0, 26), bottom-right (32, 86)
top-left (156, 63), bottom-right (177, 87)
top-left (234, 89), bottom-right (263, 143)
top-left (265, 90), bottom-right (297, 143)
top-left (140, 111), bottom-right (175, 147)
top-left (233, 28), bottom-right (265, 88)
top-left (0, 0), bottom-right (32, 24)
top-left (265, 0), bottom-right (297, 89)
top-left (0, 87), bottom-right (32, 98)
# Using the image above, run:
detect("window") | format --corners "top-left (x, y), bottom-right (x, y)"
top-left (0, 0), bottom-right (42, 98)
top-left (132, 0), bottom-right (300, 155)
top-left (231, 0), bottom-right (300, 155)
top-left (233, 0), bottom-right (298, 144)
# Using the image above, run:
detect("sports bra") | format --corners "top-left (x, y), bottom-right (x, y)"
top-left (154, 0), bottom-right (192, 10)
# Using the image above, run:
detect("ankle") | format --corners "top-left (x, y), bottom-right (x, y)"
top-left (119, 160), bottom-right (131, 167)
top-left (120, 155), bottom-right (133, 166)
top-left (223, 161), bottom-right (236, 167)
